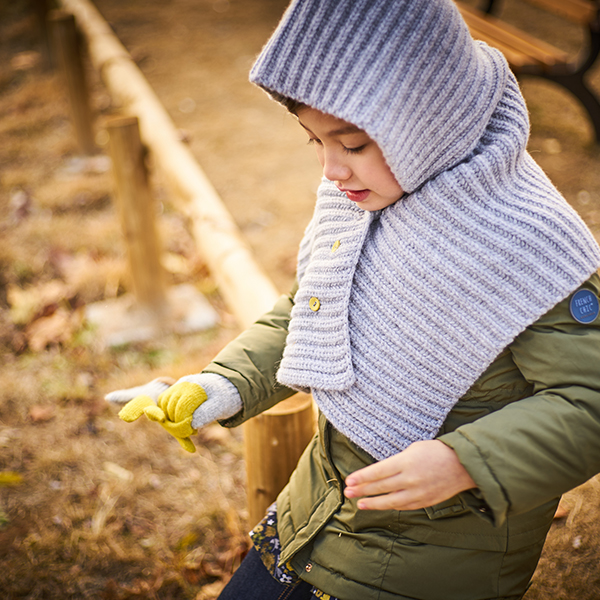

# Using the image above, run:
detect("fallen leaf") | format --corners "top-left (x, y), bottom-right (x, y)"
top-left (195, 580), bottom-right (226, 600)
top-left (103, 462), bottom-right (133, 482)
top-left (182, 565), bottom-right (203, 585)
top-left (53, 252), bottom-right (126, 303)
top-left (0, 472), bottom-right (23, 486)
top-left (8, 281), bottom-right (72, 326)
top-left (10, 51), bottom-right (40, 71)
top-left (162, 252), bottom-right (190, 275)
top-left (29, 405), bottom-right (56, 423)
top-left (25, 307), bottom-right (79, 352)
top-left (0, 522), bottom-right (30, 562)
top-left (0, 309), bottom-right (26, 352)
top-left (9, 188), bottom-right (33, 222)
top-left (7, 286), bottom-right (42, 326)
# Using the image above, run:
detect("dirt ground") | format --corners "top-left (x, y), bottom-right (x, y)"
top-left (1, 0), bottom-right (600, 598)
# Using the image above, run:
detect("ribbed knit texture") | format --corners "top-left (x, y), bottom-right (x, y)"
top-left (251, 0), bottom-right (600, 460)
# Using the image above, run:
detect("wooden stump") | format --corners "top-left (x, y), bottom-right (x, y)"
top-left (244, 393), bottom-right (315, 526)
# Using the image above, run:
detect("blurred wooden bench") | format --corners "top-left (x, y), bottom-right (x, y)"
top-left (456, 0), bottom-right (600, 141)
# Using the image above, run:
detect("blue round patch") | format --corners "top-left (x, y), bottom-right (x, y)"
top-left (570, 289), bottom-right (600, 324)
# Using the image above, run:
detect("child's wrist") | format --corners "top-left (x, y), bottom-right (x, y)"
top-left (176, 373), bottom-right (242, 427)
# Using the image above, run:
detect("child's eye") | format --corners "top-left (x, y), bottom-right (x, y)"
top-left (307, 138), bottom-right (322, 146)
top-left (343, 144), bottom-right (367, 155)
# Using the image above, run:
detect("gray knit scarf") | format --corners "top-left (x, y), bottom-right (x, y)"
top-left (251, 0), bottom-right (600, 460)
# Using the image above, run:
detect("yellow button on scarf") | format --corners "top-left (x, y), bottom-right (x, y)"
top-left (309, 297), bottom-right (320, 311)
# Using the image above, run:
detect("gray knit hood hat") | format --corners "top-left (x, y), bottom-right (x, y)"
top-left (250, 0), bottom-right (509, 193)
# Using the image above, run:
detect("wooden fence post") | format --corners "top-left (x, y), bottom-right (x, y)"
top-left (33, 0), bottom-right (54, 70)
top-left (107, 116), bottom-right (167, 310)
top-left (49, 10), bottom-right (95, 154)
top-left (243, 393), bottom-right (315, 525)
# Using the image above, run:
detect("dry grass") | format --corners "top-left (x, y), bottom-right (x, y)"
top-left (1, 0), bottom-right (600, 598)
top-left (0, 4), bottom-right (247, 599)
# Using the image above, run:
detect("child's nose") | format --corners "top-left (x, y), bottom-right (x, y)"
top-left (322, 153), bottom-right (351, 182)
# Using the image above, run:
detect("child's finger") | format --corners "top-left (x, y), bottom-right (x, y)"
top-left (346, 452), bottom-right (407, 487)
top-left (143, 405), bottom-right (167, 423)
top-left (173, 385), bottom-right (207, 422)
top-left (157, 382), bottom-right (207, 422)
top-left (175, 436), bottom-right (197, 453)
top-left (344, 473), bottom-right (405, 499)
top-left (160, 417), bottom-right (197, 439)
top-left (118, 395), bottom-right (157, 422)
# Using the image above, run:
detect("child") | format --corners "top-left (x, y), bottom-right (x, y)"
top-left (112, 0), bottom-right (600, 598)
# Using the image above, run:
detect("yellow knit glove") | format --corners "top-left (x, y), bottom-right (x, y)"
top-left (157, 382), bottom-right (208, 452)
top-left (118, 382), bottom-right (207, 453)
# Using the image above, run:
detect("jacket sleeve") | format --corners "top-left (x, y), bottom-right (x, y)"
top-left (439, 273), bottom-right (600, 526)
top-left (201, 283), bottom-right (298, 427)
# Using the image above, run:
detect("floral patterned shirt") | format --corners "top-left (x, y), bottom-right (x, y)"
top-left (250, 504), bottom-right (339, 600)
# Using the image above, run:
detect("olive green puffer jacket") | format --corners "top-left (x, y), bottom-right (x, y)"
top-left (204, 273), bottom-right (600, 600)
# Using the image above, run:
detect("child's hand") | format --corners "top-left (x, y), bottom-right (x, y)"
top-left (344, 440), bottom-right (476, 511)
top-left (116, 382), bottom-right (208, 453)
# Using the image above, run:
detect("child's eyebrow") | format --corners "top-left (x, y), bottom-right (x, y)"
top-left (328, 124), bottom-right (363, 136)
top-left (298, 120), bottom-right (363, 137)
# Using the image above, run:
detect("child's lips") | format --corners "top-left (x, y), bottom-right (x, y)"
top-left (339, 188), bottom-right (370, 202)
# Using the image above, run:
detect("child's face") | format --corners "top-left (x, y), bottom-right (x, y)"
top-left (297, 107), bottom-right (404, 211)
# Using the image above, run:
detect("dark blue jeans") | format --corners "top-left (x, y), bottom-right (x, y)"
top-left (218, 547), bottom-right (314, 600)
